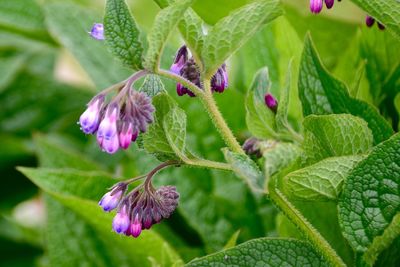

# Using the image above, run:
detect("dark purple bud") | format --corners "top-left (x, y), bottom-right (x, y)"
top-left (310, 0), bottom-right (323, 14)
top-left (170, 45), bottom-right (188, 75)
top-left (366, 16), bottom-right (375, 27)
top-left (130, 91), bottom-right (155, 133)
top-left (177, 58), bottom-right (200, 97)
top-left (112, 204), bottom-right (130, 234)
top-left (377, 22), bottom-right (385, 30)
top-left (79, 94), bottom-right (105, 134)
top-left (90, 23), bottom-right (105, 40)
top-left (264, 93), bottom-right (278, 113)
top-left (142, 209), bottom-right (153, 230)
top-left (130, 214), bottom-right (142, 238)
top-left (324, 0), bottom-right (334, 9)
top-left (119, 119), bottom-right (135, 150)
top-left (242, 137), bottom-right (262, 158)
top-left (98, 183), bottom-right (127, 212)
top-left (211, 64), bottom-right (228, 93)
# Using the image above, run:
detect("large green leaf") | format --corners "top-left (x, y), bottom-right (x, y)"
top-left (298, 35), bottom-right (393, 145)
top-left (302, 114), bottom-right (373, 164)
top-left (44, 3), bottom-right (130, 89)
top-left (145, 0), bottom-right (193, 71)
top-left (104, 0), bottom-right (144, 69)
top-left (349, 0), bottom-right (400, 40)
top-left (202, 0), bottom-right (282, 77)
top-left (186, 238), bottom-right (328, 266)
top-left (338, 133), bottom-right (400, 253)
top-left (283, 155), bottom-right (365, 201)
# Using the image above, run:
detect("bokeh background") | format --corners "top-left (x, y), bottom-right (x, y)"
top-left (1, 0), bottom-right (395, 266)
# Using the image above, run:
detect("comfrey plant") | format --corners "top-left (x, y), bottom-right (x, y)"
top-left (49, 0), bottom-right (400, 266)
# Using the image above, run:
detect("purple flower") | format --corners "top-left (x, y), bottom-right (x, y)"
top-left (130, 214), bottom-right (142, 238)
top-left (79, 94), bottom-right (105, 134)
top-left (264, 93), bottom-right (278, 113)
top-left (366, 16), bottom-right (375, 27)
top-left (100, 134), bottom-right (120, 154)
top-left (97, 103), bottom-right (119, 152)
top-left (119, 118), bottom-right (135, 150)
top-left (310, 0), bottom-right (323, 13)
top-left (324, 0), bottom-right (334, 9)
top-left (170, 45), bottom-right (188, 75)
top-left (90, 23), bottom-right (105, 40)
top-left (211, 64), bottom-right (229, 93)
top-left (98, 183), bottom-right (127, 212)
top-left (112, 204), bottom-right (130, 234)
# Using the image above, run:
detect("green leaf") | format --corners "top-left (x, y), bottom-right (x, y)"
top-left (44, 3), bottom-right (130, 89)
top-left (298, 34), bottom-right (393, 145)
top-left (245, 67), bottom-right (277, 139)
top-left (202, 0), bottom-right (282, 77)
top-left (283, 155), bottom-right (365, 201)
top-left (145, 0), bottom-right (193, 71)
top-left (0, 53), bottom-right (27, 92)
top-left (154, 0), bottom-right (205, 66)
top-left (276, 61), bottom-right (292, 132)
top-left (223, 148), bottom-right (264, 193)
top-left (186, 238), bottom-right (328, 266)
top-left (349, 0), bottom-right (400, 40)
top-left (143, 93), bottom-right (187, 161)
top-left (338, 133), bottom-right (400, 253)
top-left (139, 74), bottom-right (166, 97)
top-left (395, 93), bottom-right (400, 130)
top-left (302, 114), bottom-right (373, 164)
top-left (223, 230), bottom-right (241, 249)
top-left (104, 0), bottom-right (144, 69)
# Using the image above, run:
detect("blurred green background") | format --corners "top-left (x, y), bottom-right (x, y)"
top-left (1, 0), bottom-right (397, 266)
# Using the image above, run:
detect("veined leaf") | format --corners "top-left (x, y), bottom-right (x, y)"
top-left (338, 133), bottom-right (400, 253)
top-left (145, 0), bottom-right (193, 71)
top-left (298, 35), bottom-right (393, 145)
top-left (139, 74), bottom-right (166, 97)
top-left (202, 0), bottom-right (282, 77)
top-left (104, 0), bottom-right (145, 69)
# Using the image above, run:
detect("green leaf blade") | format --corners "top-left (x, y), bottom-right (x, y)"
top-left (104, 0), bottom-right (145, 70)
top-left (202, 0), bottom-right (283, 77)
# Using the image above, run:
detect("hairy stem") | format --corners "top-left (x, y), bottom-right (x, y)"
top-left (363, 212), bottom-right (400, 266)
top-left (269, 176), bottom-right (346, 267)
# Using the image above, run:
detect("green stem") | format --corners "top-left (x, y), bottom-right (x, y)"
top-left (363, 212), bottom-right (400, 266)
top-left (269, 176), bottom-right (346, 267)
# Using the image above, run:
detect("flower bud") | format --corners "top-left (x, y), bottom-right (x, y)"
top-left (264, 93), bottom-right (278, 113)
top-left (170, 45), bottom-right (188, 75)
top-left (156, 186), bottom-right (179, 219)
top-left (130, 214), bottom-right (142, 238)
top-left (211, 64), bottom-right (229, 93)
top-left (112, 204), bottom-right (130, 234)
top-left (324, 0), bottom-right (334, 9)
top-left (90, 23), bottom-right (105, 40)
top-left (98, 183), bottom-right (127, 212)
top-left (366, 16), bottom-right (375, 27)
top-left (119, 118), bottom-right (135, 150)
top-left (310, 0), bottom-right (323, 14)
top-left (130, 91), bottom-right (155, 133)
top-left (79, 94), bottom-right (105, 134)
top-left (242, 137), bottom-right (262, 158)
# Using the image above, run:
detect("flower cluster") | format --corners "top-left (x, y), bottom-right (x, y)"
top-left (79, 88), bottom-right (154, 154)
top-left (170, 45), bottom-right (228, 97)
top-left (309, 0), bottom-right (338, 14)
top-left (99, 181), bottom-right (179, 238)
top-left (365, 15), bottom-right (385, 30)
top-left (242, 137), bottom-right (262, 158)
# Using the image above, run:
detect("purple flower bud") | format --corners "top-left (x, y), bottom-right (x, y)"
top-left (112, 204), bottom-right (130, 234)
top-left (242, 137), bottom-right (262, 158)
top-left (101, 134), bottom-right (120, 154)
top-left (366, 16), bottom-right (375, 27)
top-left (130, 214), bottom-right (142, 238)
top-left (98, 183), bottom-right (127, 212)
top-left (177, 58), bottom-right (200, 97)
top-left (377, 22), bottom-right (385, 30)
top-left (310, 0), bottom-right (323, 14)
top-left (79, 95), bottom-right (105, 134)
top-left (90, 23), bottom-right (105, 40)
top-left (324, 0), bottom-right (334, 9)
top-left (97, 104), bottom-right (120, 153)
top-left (170, 45), bottom-right (188, 75)
top-left (264, 93), bottom-right (278, 113)
top-left (211, 64), bottom-right (229, 93)
top-left (119, 119), bottom-right (135, 150)
top-left (156, 186), bottom-right (179, 219)
top-left (130, 91), bottom-right (155, 133)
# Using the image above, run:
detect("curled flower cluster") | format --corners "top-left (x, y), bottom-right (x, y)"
top-left (365, 15), bottom-right (385, 30)
top-left (79, 88), bottom-right (154, 154)
top-left (310, 0), bottom-right (339, 14)
top-left (242, 137), bottom-right (262, 158)
top-left (170, 45), bottom-right (228, 97)
top-left (99, 181), bottom-right (179, 238)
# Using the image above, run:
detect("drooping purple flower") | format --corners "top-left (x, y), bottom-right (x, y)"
top-left (310, 0), bottom-right (323, 14)
top-left (324, 0), bottom-right (334, 9)
top-left (79, 94), bottom-right (105, 134)
top-left (90, 23), bottom-right (105, 40)
top-left (211, 64), bottom-right (229, 93)
top-left (119, 118), bottom-right (135, 150)
top-left (130, 91), bottom-right (155, 133)
top-left (112, 204), bottom-right (130, 234)
top-left (98, 183), bottom-right (127, 212)
top-left (170, 45), bottom-right (188, 75)
top-left (264, 93), bottom-right (278, 113)
top-left (97, 103), bottom-right (120, 153)
top-left (366, 16), bottom-right (375, 27)
top-left (130, 214), bottom-right (142, 238)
